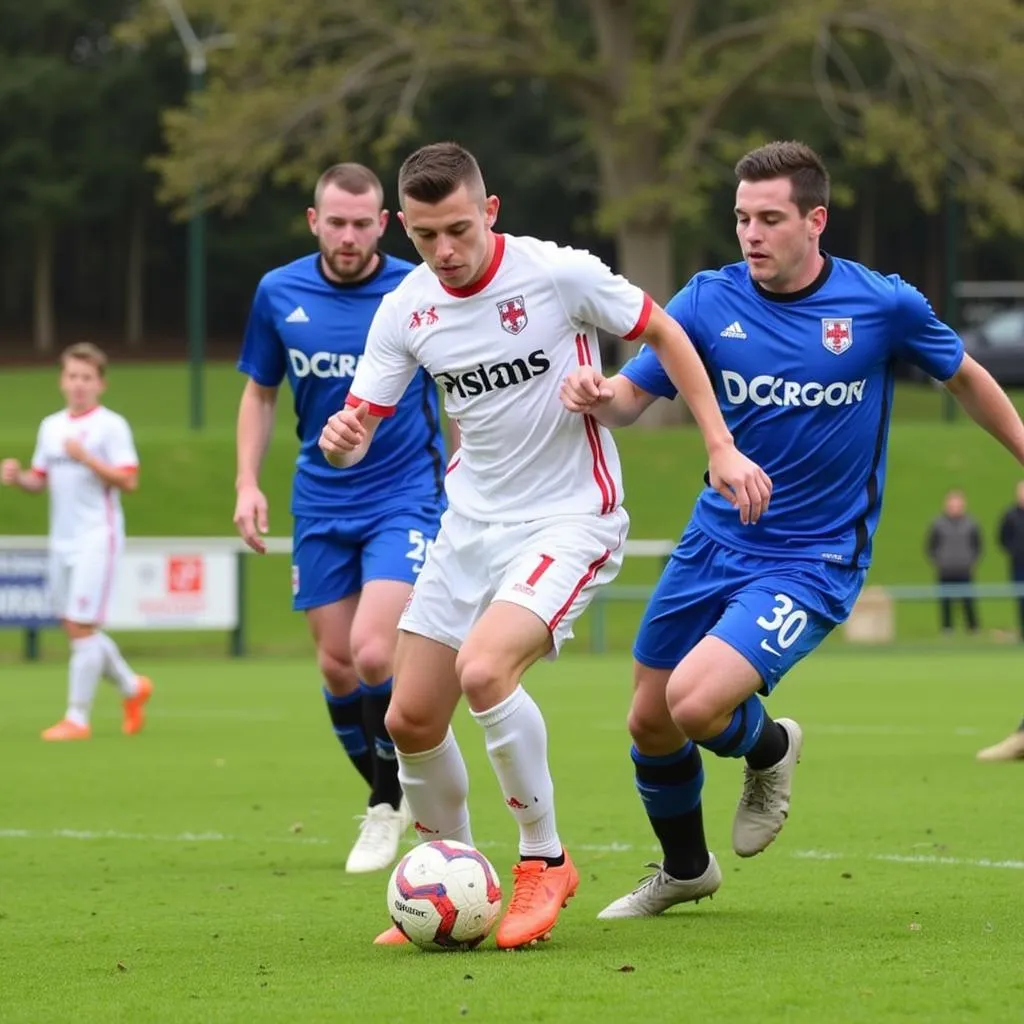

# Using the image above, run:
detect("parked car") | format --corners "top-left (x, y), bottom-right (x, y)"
top-left (961, 307), bottom-right (1024, 386)
top-left (906, 306), bottom-right (1024, 386)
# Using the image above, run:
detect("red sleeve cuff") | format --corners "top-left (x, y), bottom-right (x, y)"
top-left (622, 293), bottom-right (653, 341)
top-left (116, 465), bottom-right (139, 473)
top-left (31, 468), bottom-right (47, 478)
top-left (345, 393), bottom-right (397, 418)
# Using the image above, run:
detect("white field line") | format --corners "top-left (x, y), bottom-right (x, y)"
top-left (0, 828), bottom-right (329, 846)
top-left (1, 829), bottom-right (1020, 870)
top-left (594, 723), bottom-right (983, 736)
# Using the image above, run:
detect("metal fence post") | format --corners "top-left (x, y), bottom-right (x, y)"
top-left (590, 596), bottom-right (606, 654)
top-left (230, 551), bottom-right (246, 657)
top-left (23, 628), bottom-right (40, 661)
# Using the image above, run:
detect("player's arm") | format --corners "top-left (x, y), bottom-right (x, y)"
top-left (320, 296), bottom-right (418, 469)
top-left (3, 421), bottom-right (51, 493)
top-left (637, 303), bottom-right (738, 454)
top-left (82, 457), bottom-right (137, 492)
top-left (233, 378), bottom-right (278, 553)
top-left (552, 249), bottom-right (771, 521)
top-left (320, 402), bottom-right (383, 468)
top-left (236, 379), bottom-right (278, 488)
top-left (944, 355), bottom-right (1024, 463)
top-left (894, 282), bottom-right (1024, 466)
top-left (78, 412), bottom-right (141, 493)
top-left (0, 459), bottom-right (47, 493)
top-left (234, 282), bottom-right (288, 553)
top-left (560, 370), bottom-right (658, 427)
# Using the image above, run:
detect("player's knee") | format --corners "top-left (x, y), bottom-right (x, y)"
top-left (384, 700), bottom-right (445, 753)
top-left (626, 700), bottom-right (677, 748)
top-left (667, 688), bottom-right (719, 740)
top-left (454, 651), bottom-right (508, 708)
top-left (317, 645), bottom-right (357, 694)
top-left (351, 634), bottom-right (395, 687)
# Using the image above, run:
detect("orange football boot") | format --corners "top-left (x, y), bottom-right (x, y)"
top-left (41, 719), bottom-right (91, 741)
top-left (373, 925), bottom-right (410, 946)
top-left (122, 676), bottom-right (153, 735)
top-left (496, 851), bottom-right (579, 950)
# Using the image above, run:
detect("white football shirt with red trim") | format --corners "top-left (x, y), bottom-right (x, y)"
top-left (348, 233), bottom-right (651, 522)
top-left (31, 406), bottom-right (138, 551)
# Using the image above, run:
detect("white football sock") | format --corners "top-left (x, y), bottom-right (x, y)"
top-left (397, 728), bottom-right (473, 845)
top-left (96, 631), bottom-right (138, 696)
top-left (66, 635), bottom-right (106, 727)
top-left (470, 685), bottom-right (561, 860)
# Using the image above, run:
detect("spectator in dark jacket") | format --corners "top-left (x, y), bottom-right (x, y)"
top-left (997, 480), bottom-right (1024, 640)
top-left (926, 489), bottom-right (982, 633)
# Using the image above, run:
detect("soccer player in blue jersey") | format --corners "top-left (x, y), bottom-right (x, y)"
top-left (233, 163), bottom-right (448, 873)
top-left (560, 140), bottom-right (1024, 917)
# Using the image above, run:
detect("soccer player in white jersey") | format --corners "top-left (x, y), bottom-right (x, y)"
top-left (1, 343), bottom-right (151, 740)
top-left (319, 142), bottom-right (771, 950)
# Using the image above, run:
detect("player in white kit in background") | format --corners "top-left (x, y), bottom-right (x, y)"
top-left (319, 143), bottom-right (771, 949)
top-left (1, 344), bottom-right (152, 740)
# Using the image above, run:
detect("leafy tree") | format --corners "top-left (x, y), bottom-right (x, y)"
top-left (124, 0), bottom-right (1024, 307)
top-left (0, 0), bottom-right (179, 351)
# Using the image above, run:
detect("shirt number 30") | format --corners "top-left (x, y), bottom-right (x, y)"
top-left (755, 593), bottom-right (808, 649)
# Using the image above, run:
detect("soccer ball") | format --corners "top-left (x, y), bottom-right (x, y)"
top-left (386, 840), bottom-right (503, 950)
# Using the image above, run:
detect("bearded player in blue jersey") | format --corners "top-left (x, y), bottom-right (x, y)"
top-left (561, 141), bottom-right (1024, 918)
top-left (233, 164), bottom-right (448, 873)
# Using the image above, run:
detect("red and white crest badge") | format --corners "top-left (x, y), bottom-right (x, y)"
top-left (497, 296), bottom-right (528, 335)
top-left (822, 318), bottom-right (853, 355)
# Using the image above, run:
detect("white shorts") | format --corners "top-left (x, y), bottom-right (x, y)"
top-left (399, 506), bottom-right (629, 655)
top-left (49, 534), bottom-right (122, 625)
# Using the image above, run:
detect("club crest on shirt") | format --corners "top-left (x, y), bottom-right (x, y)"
top-left (821, 318), bottom-right (853, 355)
top-left (496, 296), bottom-right (528, 335)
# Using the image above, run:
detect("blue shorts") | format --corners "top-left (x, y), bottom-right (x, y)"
top-left (291, 503), bottom-right (444, 611)
top-left (634, 523), bottom-right (866, 694)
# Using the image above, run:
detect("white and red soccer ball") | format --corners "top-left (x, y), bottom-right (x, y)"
top-left (386, 840), bottom-right (502, 950)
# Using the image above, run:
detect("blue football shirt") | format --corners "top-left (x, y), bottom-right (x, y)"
top-left (620, 256), bottom-right (964, 568)
top-left (238, 252), bottom-right (446, 517)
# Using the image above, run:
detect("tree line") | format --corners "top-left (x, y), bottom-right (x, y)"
top-left (2, 0), bottom-right (1022, 358)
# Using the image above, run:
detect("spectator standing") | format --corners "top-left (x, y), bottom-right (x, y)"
top-left (926, 489), bottom-right (982, 634)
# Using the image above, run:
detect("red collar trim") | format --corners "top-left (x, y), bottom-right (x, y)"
top-left (441, 233), bottom-right (505, 298)
top-left (68, 405), bottom-right (101, 420)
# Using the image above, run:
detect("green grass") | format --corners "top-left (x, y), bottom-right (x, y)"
top-left (2, 362), bottom-right (1024, 658)
top-left (1, 651), bottom-right (1022, 1022)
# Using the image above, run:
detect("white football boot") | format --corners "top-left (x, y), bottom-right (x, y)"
top-left (732, 717), bottom-right (803, 857)
top-left (597, 854), bottom-right (722, 919)
top-left (975, 729), bottom-right (1024, 762)
top-left (345, 797), bottom-right (412, 873)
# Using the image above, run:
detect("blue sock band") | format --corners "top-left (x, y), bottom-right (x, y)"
top-left (359, 678), bottom-right (395, 759)
top-left (323, 687), bottom-right (369, 756)
top-left (359, 676), bottom-right (393, 697)
top-left (631, 742), bottom-right (704, 817)
top-left (699, 695), bottom-right (766, 758)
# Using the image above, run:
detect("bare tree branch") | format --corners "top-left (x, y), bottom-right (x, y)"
top-left (686, 14), bottom-right (785, 64)
top-left (674, 35), bottom-right (797, 172)
top-left (811, 18), bottom-right (868, 130)
top-left (660, 0), bottom-right (698, 70)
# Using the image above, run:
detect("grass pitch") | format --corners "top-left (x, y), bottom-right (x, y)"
top-left (3, 361), bottom-right (1024, 659)
top-left (2, 650), bottom-right (1021, 1023)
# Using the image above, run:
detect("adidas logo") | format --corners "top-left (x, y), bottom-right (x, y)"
top-left (720, 321), bottom-right (747, 339)
top-left (285, 306), bottom-right (310, 324)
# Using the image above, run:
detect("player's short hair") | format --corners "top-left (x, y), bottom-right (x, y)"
top-left (398, 143), bottom-right (486, 205)
top-left (313, 163), bottom-right (384, 209)
top-left (60, 342), bottom-right (108, 377)
top-left (735, 141), bottom-right (830, 214)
